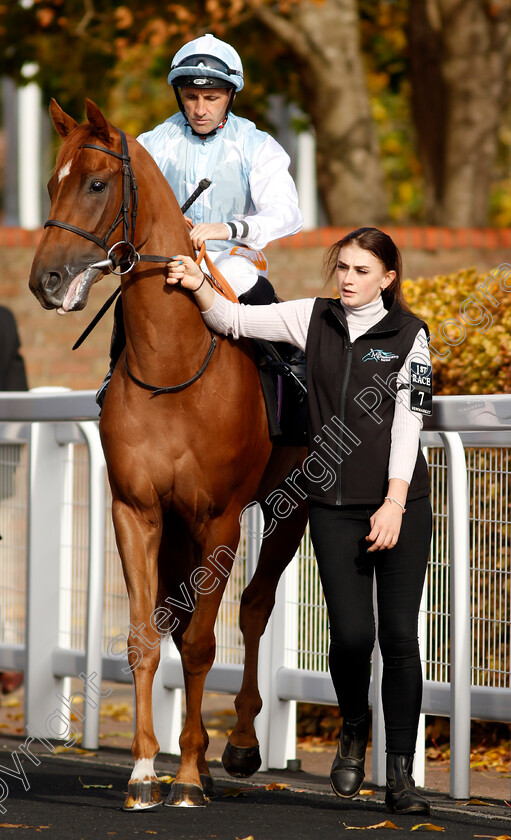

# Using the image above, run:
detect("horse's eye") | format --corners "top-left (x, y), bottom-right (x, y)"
top-left (90, 180), bottom-right (106, 193)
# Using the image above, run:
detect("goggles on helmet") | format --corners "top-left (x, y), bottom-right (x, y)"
top-left (171, 53), bottom-right (243, 80)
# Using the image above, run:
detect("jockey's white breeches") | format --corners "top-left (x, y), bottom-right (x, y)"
top-left (205, 246), bottom-right (269, 297)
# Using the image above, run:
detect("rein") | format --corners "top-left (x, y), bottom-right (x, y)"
top-left (45, 127), bottom-right (237, 394)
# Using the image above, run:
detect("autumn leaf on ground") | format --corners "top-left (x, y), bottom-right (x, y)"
top-left (100, 702), bottom-right (132, 722)
top-left (237, 836), bottom-right (254, 840)
top-left (52, 746), bottom-right (96, 756)
top-left (222, 786), bottom-right (246, 797)
top-left (474, 835), bottom-right (511, 839)
top-left (359, 789), bottom-right (376, 795)
top-left (464, 798), bottom-right (495, 806)
top-left (410, 825), bottom-right (445, 832)
top-left (102, 731), bottom-right (131, 738)
top-left (297, 736), bottom-right (331, 753)
top-left (265, 782), bottom-right (288, 790)
top-left (78, 777), bottom-right (113, 789)
top-left (342, 820), bottom-right (401, 830)
top-left (0, 825), bottom-right (50, 830)
top-left (157, 774), bottom-right (174, 784)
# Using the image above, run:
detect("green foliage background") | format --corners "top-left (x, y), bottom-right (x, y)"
top-left (2, 1), bottom-right (511, 225)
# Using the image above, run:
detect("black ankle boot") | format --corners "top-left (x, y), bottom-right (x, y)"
top-left (385, 754), bottom-right (430, 815)
top-left (330, 713), bottom-right (370, 798)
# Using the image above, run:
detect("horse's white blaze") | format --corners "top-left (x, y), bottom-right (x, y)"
top-left (57, 160), bottom-right (72, 182)
top-left (130, 757), bottom-right (156, 782)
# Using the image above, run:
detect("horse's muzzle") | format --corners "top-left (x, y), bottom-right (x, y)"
top-left (30, 265), bottom-right (102, 312)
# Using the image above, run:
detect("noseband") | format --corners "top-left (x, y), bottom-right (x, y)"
top-left (44, 127), bottom-right (217, 395)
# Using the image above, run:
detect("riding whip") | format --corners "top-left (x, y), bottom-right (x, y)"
top-left (180, 179), bottom-right (211, 214)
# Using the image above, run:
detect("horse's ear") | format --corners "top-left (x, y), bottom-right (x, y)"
top-left (85, 98), bottom-right (111, 144)
top-left (49, 98), bottom-right (78, 138)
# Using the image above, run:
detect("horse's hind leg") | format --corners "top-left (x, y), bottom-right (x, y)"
top-left (223, 497), bottom-right (308, 777)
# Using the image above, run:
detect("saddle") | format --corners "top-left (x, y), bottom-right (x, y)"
top-left (255, 339), bottom-right (308, 447)
top-left (235, 277), bottom-right (307, 447)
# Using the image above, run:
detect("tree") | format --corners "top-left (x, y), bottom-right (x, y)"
top-left (408, 0), bottom-right (511, 226)
top-left (0, 0), bottom-right (389, 226)
top-left (239, 0), bottom-right (389, 225)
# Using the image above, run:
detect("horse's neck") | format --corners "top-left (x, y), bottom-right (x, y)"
top-left (121, 240), bottom-right (208, 380)
top-left (121, 152), bottom-right (210, 377)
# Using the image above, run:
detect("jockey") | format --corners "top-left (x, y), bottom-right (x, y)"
top-left (96, 33), bottom-right (303, 407)
top-left (137, 33), bottom-right (303, 304)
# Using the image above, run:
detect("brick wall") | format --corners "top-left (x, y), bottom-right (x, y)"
top-left (2, 226), bottom-right (510, 391)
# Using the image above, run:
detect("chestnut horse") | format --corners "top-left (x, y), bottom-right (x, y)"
top-left (29, 100), bottom-right (308, 810)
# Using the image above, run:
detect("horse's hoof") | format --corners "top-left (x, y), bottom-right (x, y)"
top-left (222, 742), bottom-right (261, 778)
top-left (164, 782), bottom-right (209, 807)
top-left (123, 779), bottom-right (163, 811)
top-left (200, 774), bottom-right (217, 798)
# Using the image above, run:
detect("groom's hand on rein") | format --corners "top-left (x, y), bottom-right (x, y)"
top-left (167, 256), bottom-right (204, 291)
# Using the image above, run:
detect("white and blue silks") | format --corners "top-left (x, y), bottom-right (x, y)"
top-left (137, 111), bottom-right (303, 294)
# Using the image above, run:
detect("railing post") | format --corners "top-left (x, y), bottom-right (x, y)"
top-left (25, 421), bottom-right (72, 741)
top-left (153, 635), bottom-right (182, 756)
top-left (370, 584), bottom-right (386, 786)
top-left (414, 581), bottom-right (428, 787)
top-left (78, 421), bottom-right (107, 749)
top-left (440, 432), bottom-right (471, 800)
top-left (267, 554), bottom-right (298, 769)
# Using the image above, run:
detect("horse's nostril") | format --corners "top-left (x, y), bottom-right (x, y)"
top-left (44, 271), bottom-right (63, 295)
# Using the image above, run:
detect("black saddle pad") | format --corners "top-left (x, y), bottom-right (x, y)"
top-left (254, 339), bottom-right (308, 447)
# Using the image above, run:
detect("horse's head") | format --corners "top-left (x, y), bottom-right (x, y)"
top-left (29, 99), bottom-right (134, 312)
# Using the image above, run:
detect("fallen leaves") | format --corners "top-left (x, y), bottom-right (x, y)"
top-left (470, 743), bottom-right (510, 776)
top-left (297, 736), bottom-right (332, 753)
top-left (51, 746), bottom-right (96, 756)
top-left (343, 821), bottom-right (400, 830)
top-left (78, 777), bottom-right (113, 790)
top-left (222, 787), bottom-right (246, 798)
top-left (0, 825), bottom-right (50, 832)
top-left (1, 698), bottom-right (21, 708)
top-left (463, 798), bottom-right (495, 807)
top-left (157, 774), bottom-right (175, 784)
top-left (99, 702), bottom-right (133, 722)
top-left (342, 822), bottom-right (445, 832)
top-left (474, 835), bottom-right (511, 839)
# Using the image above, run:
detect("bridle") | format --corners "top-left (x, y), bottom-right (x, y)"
top-left (44, 128), bottom-right (217, 395)
top-left (45, 129), bottom-right (142, 275)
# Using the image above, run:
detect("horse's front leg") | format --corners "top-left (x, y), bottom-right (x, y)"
top-left (166, 520), bottom-right (239, 808)
top-left (113, 499), bottom-right (164, 811)
top-left (223, 497), bottom-right (309, 778)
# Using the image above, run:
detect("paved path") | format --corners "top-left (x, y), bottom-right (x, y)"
top-left (1, 739), bottom-right (510, 840)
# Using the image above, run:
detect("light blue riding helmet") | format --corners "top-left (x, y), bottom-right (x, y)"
top-left (168, 34), bottom-right (244, 92)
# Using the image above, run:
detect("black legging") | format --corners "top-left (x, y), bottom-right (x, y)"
top-left (309, 496), bottom-right (432, 755)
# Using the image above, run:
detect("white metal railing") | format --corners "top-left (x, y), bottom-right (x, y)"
top-left (0, 390), bottom-right (509, 801)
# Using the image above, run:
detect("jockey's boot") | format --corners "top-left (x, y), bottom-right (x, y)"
top-left (330, 712), bottom-right (370, 798)
top-left (385, 754), bottom-right (430, 815)
top-left (238, 276), bottom-right (277, 306)
top-left (95, 296), bottom-right (126, 411)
